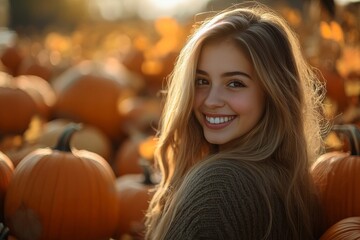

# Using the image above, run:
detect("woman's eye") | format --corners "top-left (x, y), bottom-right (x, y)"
top-left (195, 78), bottom-right (209, 86)
top-left (228, 81), bottom-right (246, 88)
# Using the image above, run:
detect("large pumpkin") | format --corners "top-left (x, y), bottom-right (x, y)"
top-left (320, 217), bottom-right (360, 240)
top-left (51, 59), bottom-right (142, 143)
top-left (4, 123), bottom-right (119, 240)
top-left (311, 124), bottom-right (360, 230)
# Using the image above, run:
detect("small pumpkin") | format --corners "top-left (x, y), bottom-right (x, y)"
top-left (0, 46), bottom-right (23, 76)
top-left (119, 96), bottom-right (162, 135)
top-left (13, 75), bottom-right (57, 121)
top-left (113, 133), bottom-right (156, 177)
top-left (311, 124), bottom-right (360, 230)
top-left (17, 57), bottom-right (53, 82)
top-left (113, 161), bottom-right (155, 239)
top-left (113, 136), bottom-right (157, 238)
top-left (0, 72), bottom-right (38, 135)
top-left (320, 217), bottom-right (360, 240)
top-left (4, 123), bottom-right (119, 240)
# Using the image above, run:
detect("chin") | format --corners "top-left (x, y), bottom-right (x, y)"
top-left (205, 137), bottom-right (228, 145)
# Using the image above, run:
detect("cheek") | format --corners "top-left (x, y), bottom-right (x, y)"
top-left (193, 93), bottom-right (203, 121)
top-left (193, 91), bottom-right (205, 109)
top-left (230, 92), bottom-right (264, 116)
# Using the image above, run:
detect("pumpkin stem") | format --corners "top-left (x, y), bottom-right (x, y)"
top-left (54, 123), bottom-right (82, 152)
top-left (0, 222), bottom-right (9, 240)
top-left (332, 124), bottom-right (360, 155)
top-left (139, 158), bottom-right (154, 185)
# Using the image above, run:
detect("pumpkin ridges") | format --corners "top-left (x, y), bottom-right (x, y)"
top-left (67, 151), bottom-right (119, 237)
top-left (7, 152), bottom-right (46, 239)
top-left (81, 155), bottom-right (103, 236)
top-left (27, 152), bottom-right (60, 238)
top-left (114, 160), bottom-right (155, 238)
top-left (115, 174), bottom-right (154, 238)
top-left (311, 125), bottom-right (360, 231)
top-left (44, 154), bottom-right (65, 238)
top-left (4, 124), bottom-right (119, 240)
top-left (312, 151), bottom-right (360, 230)
top-left (320, 217), bottom-right (360, 240)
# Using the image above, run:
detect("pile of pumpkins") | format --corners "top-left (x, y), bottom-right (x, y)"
top-left (0, 123), bottom-right (157, 240)
top-left (0, 50), bottom-right (162, 239)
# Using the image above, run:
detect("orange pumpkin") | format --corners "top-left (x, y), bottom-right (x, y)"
top-left (113, 133), bottom-right (156, 177)
top-left (4, 123), bottom-right (119, 240)
top-left (17, 57), bottom-right (53, 82)
top-left (51, 60), bottom-right (139, 143)
top-left (119, 96), bottom-right (162, 135)
top-left (13, 75), bottom-right (57, 121)
top-left (113, 135), bottom-right (157, 238)
top-left (1, 142), bottom-right (39, 168)
top-left (320, 217), bottom-right (360, 240)
top-left (319, 67), bottom-right (350, 114)
top-left (0, 151), bottom-right (14, 222)
top-left (311, 124), bottom-right (360, 230)
top-left (0, 72), bottom-right (38, 135)
top-left (113, 163), bottom-right (155, 239)
top-left (112, 134), bottom-right (145, 177)
top-left (0, 46), bottom-right (23, 76)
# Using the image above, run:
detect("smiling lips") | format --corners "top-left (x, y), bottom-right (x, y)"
top-left (204, 114), bottom-right (236, 129)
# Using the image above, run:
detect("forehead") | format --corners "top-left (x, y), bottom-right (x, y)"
top-left (197, 39), bottom-right (253, 74)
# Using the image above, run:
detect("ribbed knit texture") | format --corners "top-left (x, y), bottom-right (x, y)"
top-left (163, 159), bottom-right (291, 240)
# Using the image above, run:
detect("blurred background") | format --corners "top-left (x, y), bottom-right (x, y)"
top-left (0, 0), bottom-right (359, 160)
top-left (0, 0), bottom-right (359, 156)
top-left (0, 0), bottom-right (359, 239)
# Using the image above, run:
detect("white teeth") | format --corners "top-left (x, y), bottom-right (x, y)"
top-left (205, 115), bottom-right (235, 124)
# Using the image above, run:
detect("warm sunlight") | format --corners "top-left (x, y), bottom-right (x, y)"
top-left (88, 0), bottom-right (211, 20)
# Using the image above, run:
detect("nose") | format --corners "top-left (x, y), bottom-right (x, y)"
top-left (204, 85), bottom-right (225, 108)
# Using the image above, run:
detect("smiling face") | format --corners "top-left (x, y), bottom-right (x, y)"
top-left (193, 39), bottom-right (265, 146)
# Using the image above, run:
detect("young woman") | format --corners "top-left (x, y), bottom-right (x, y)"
top-left (145, 2), bottom-right (327, 240)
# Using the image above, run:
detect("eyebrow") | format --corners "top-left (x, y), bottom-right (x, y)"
top-left (196, 69), bottom-right (252, 80)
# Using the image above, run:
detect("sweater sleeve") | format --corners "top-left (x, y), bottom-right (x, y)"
top-left (163, 159), bottom-right (274, 240)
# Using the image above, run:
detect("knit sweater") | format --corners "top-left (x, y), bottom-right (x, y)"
top-left (162, 159), bottom-right (295, 240)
